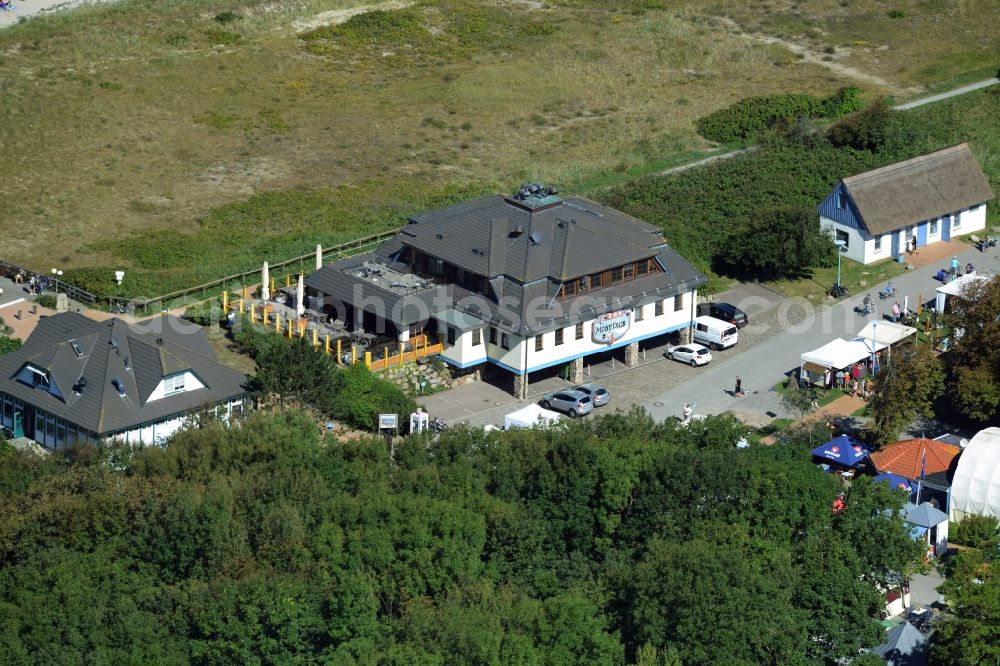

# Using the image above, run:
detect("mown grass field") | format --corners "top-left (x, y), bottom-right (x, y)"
top-left (0, 0), bottom-right (997, 298)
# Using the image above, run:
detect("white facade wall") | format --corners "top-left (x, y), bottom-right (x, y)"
top-left (823, 202), bottom-right (989, 265)
top-left (445, 291), bottom-right (695, 374)
top-left (524, 293), bottom-right (693, 373)
top-left (113, 396), bottom-right (245, 446)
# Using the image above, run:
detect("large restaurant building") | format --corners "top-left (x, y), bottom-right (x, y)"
top-left (306, 184), bottom-right (707, 396)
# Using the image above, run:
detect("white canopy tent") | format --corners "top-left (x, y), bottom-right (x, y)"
top-left (504, 403), bottom-right (564, 430)
top-left (951, 427), bottom-right (1000, 521)
top-left (801, 338), bottom-right (872, 370)
top-left (935, 273), bottom-right (988, 313)
top-left (853, 321), bottom-right (916, 356)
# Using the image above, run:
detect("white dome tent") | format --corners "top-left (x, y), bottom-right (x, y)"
top-left (950, 427), bottom-right (1000, 521)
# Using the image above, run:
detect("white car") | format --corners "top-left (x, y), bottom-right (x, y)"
top-left (666, 344), bottom-right (713, 367)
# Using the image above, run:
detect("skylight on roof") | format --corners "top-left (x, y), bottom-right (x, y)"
top-left (70, 340), bottom-right (84, 357)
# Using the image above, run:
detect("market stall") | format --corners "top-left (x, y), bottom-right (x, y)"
top-left (853, 320), bottom-right (916, 361)
top-left (799, 338), bottom-right (872, 386)
top-left (935, 273), bottom-right (989, 314)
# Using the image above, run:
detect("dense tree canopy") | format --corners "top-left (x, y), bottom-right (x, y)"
top-left (721, 207), bottom-right (835, 280)
top-left (932, 547), bottom-right (1000, 665)
top-left (947, 275), bottom-right (1000, 422)
top-left (0, 409), bottom-right (921, 664)
top-left (866, 343), bottom-right (944, 447)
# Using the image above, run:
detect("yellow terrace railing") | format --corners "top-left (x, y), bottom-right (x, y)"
top-left (224, 296), bottom-right (442, 370)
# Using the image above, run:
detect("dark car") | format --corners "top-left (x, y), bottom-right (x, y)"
top-left (698, 302), bottom-right (749, 328)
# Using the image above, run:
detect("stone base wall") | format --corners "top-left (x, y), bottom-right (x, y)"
top-left (513, 373), bottom-right (527, 400)
top-left (625, 342), bottom-right (639, 368)
top-left (677, 326), bottom-right (692, 344)
top-left (571, 357), bottom-right (584, 383)
top-left (382, 360), bottom-right (482, 395)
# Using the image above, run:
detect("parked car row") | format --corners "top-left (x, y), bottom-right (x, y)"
top-left (542, 383), bottom-right (609, 418)
top-left (542, 303), bottom-right (748, 415)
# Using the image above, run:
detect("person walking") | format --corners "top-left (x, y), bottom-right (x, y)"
top-left (851, 378), bottom-right (858, 398)
top-left (682, 402), bottom-right (692, 422)
top-left (734, 376), bottom-right (745, 397)
top-left (836, 368), bottom-right (845, 388)
top-left (892, 301), bottom-right (901, 323)
top-left (951, 255), bottom-right (959, 277)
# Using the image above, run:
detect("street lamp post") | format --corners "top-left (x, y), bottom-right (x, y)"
top-left (50, 268), bottom-right (63, 295)
top-left (834, 240), bottom-right (846, 291)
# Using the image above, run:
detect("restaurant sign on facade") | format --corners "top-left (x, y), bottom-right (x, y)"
top-left (592, 310), bottom-right (632, 345)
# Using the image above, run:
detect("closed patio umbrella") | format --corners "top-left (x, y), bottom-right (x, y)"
top-left (261, 262), bottom-right (270, 301)
top-left (315, 244), bottom-right (322, 270)
top-left (296, 273), bottom-right (305, 317)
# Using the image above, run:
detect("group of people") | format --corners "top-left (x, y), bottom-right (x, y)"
top-left (825, 361), bottom-right (872, 400)
top-left (14, 272), bottom-right (53, 295)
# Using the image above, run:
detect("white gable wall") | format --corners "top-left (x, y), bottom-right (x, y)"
top-left (146, 370), bottom-right (206, 402)
top-left (439, 326), bottom-right (488, 368)
top-left (957, 203), bottom-right (987, 235)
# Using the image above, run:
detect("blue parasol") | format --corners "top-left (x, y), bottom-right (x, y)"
top-left (873, 472), bottom-right (915, 495)
top-left (812, 434), bottom-right (870, 467)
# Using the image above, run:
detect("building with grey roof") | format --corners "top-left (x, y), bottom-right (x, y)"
top-left (819, 143), bottom-right (994, 265)
top-left (0, 312), bottom-right (248, 449)
top-left (305, 184), bottom-right (707, 396)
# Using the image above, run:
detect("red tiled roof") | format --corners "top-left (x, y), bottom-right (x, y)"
top-left (869, 438), bottom-right (961, 479)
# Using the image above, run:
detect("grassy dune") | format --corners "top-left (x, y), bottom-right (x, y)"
top-left (0, 0), bottom-right (997, 296)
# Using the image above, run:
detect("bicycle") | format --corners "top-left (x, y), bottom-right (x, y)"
top-left (829, 284), bottom-right (849, 299)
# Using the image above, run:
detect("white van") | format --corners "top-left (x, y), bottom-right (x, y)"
top-left (692, 315), bottom-right (739, 351)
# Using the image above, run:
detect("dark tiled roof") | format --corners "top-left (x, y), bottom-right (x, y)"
top-left (0, 313), bottom-right (247, 435)
top-left (403, 194), bottom-right (672, 281)
top-left (843, 143), bottom-right (994, 236)
top-left (305, 250), bottom-right (452, 327)
top-left (308, 193), bottom-right (708, 336)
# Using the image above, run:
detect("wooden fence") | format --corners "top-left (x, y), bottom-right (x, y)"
top-left (118, 228), bottom-right (402, 314)
top-left (0, 259), bottom-right (97, 304)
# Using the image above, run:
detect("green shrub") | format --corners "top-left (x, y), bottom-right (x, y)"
top-left (950, 514), bottom-right (1000, 548)
top-left (183, 300), bottom-right (223, 327)
top-left (0, 337), bottom-right (21, 355)
top-left (214, 10), bottom-right (240, 24)
top-left (300, 9), bottom-right (424, 44)
top-left (35, 294), bottom-right (57, 309)
top-left (331, 363), bottom-right (417, 432)
top-left (696, 88), bottom-right (864, 144)
top-left (696, 93), bottom-right (820, 144)
top-left (819, 86), bottom-right (863, 117)
top-left (235, 325), bottom-right (415, 431)
top-left (204, 30), bottom-right (241, 46)
top-left (827, 99), bottom-right (903, 152)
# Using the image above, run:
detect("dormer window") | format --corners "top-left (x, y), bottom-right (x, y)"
top-left (163, 372), bottom-right (186, 396)
top-left (31, 369), bottom-right (50, 388)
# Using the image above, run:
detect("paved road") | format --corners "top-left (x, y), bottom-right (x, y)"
top-left (894, 77), bottom-right (1000, 110)
top-left (643, 242), bottom-right (1000, 423)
